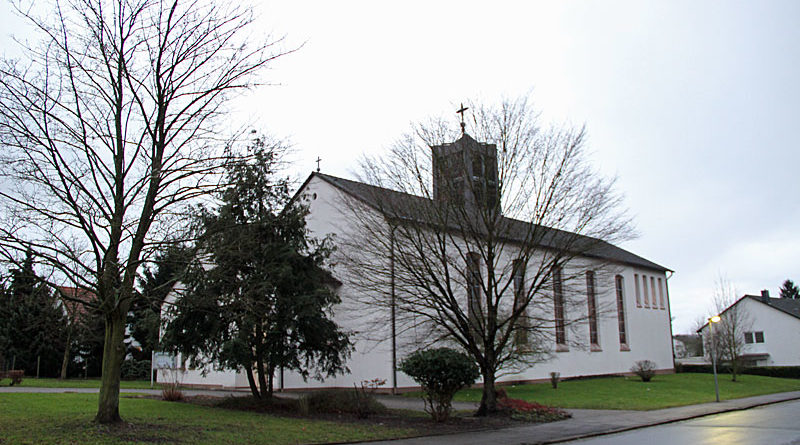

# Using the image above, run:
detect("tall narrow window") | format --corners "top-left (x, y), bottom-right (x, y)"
top-left (634, 274), bottom-right (642, 307)
top-left (553, 266), bottom-right (566, 347)
top-left (650, 277), bottom-right (657, 310)
top-left (513, 260), bottom-right (528, 347)
top-left (642, 274), bottom-right (650, 308)
top-left (658, 278), bottom-right (665, 310)
top-left (586, 271), bottom-right (599, 348)
top-left (466, 253), bottom-right (482, 332)
top-left (615, 275), bottom-right (629, 349)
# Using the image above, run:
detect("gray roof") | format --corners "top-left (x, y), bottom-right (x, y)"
top-left (699, 295), bottom-right (800, 333)
top-left (306, 172), bottom-right (669, 273)
top-left (746, 296), bottom-right (800, 320)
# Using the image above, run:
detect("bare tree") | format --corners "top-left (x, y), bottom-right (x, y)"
top-left (705, 275), bottom-right (752, 382)
top-left (340, 96), bottom-right (636, 415)
top-left (0, 0), bottom-right (289, 423)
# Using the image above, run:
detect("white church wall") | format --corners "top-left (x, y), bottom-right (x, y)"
top-left (523, 266), bottom-right (673, 380)
top-left (290, 175), bottom-right (675, 386)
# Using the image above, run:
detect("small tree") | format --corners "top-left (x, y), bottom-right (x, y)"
top-left (630, 360), bottom-right (656, 382)
top-left (343, 96), bottom-right (635, 415)
top-left (162, 138), bottom-right (352, 398)
top-left (0, 0), bottom-right (290, 423)
top-left (399, 348), bottom-right (479, 422)
top-left (0, 251), bottom-right (68, 377)
top-left (779, 279), bottom-right (800, 299)
top-left (705, 275), bottom-right (751, 382)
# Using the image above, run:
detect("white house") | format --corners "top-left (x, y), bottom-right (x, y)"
top-left (160, 134), bottom-right (675, 391)
top-left (699, 291), bottom-right (800, 367)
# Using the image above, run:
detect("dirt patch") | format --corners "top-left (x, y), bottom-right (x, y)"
top-left (56, 418), bottom-right (203, 444)
top-left (129, 392), bottom-right (567, 438)
top-left (176, 394), bottom-right (547, 437)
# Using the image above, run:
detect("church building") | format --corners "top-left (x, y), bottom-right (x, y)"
top-left (161, 132), bottom-right (675, 391)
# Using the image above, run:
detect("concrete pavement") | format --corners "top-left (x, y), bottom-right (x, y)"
top-left (355, 391), bottom-right (800, 445)
top-left (3, 386), bottom-right (800, 444)
top-left (561, 399), bottom-right (800, 445)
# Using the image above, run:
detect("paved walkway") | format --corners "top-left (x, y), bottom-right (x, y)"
top-left (358, 391), bottom-right (800, 445)
top-left (4, 386), bottom-right (800, 445)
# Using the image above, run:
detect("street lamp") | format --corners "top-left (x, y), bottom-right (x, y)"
top-left (709, 315), bottom-right (721, 402)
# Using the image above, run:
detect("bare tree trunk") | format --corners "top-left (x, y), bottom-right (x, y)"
top-left (95, 311), bottom-right (126, 423)
top-left (60, 324), bottom-right (72, 380)
top-left (267, 365), bottom-right (275, 398)
top-left (244, 364), bottom-right (260, 398)
top-left (254, 328), bottom-right (269, 399)
top-left (477, 367), bottom-right (498, 416)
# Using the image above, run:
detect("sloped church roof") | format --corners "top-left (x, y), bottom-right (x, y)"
top-left (301, 171), bottom-right (670, 273)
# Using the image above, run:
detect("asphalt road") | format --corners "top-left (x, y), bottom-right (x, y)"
top-left (564, 399), bottom-right (800, 445)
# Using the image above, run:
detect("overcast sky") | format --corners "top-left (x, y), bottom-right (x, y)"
top-left (2, 1), bottom-right (798, 334)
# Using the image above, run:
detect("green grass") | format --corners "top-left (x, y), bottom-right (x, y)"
top-left (452, 373), bottom-right (800, 410)
top-left (12, 378), bottom-right (155, 389)
top-left (0, 393), bottom-right (412, 444)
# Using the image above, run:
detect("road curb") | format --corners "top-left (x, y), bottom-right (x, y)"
top-left (531, 393), bottom-right (800, 445)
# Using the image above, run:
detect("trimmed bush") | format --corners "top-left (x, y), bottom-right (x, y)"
top-left (399, 348), bottom-right (479, 422)
top-left (676, 363), bottom-right (800, 379)
top-left (741, 366), bottom-right (800, 379)
top-left (550, 372), bottom-right (561, 389)
top-left (302, 390), bottom-right (386, 417)
top-left (631, 360), bottom-right (657, 382)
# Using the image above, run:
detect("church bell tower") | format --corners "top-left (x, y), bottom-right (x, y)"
top-left (431, 133), bottom-right (499, 212)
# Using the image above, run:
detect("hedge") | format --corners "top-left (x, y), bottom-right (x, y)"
top-left (676, 363), bottom-right (800, 379)
top-left (121, 358), bottom-right (151, 380)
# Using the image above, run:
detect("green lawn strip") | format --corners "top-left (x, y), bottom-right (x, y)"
top-left (13, 378), bottom-right (155, 389)
top-left (450, 374), bottom-right (800, 410)
top-left (0, 393), bottom-right (412, 445)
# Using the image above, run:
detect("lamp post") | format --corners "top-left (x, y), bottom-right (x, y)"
top-left (709, 315), bottom-right (721, 402)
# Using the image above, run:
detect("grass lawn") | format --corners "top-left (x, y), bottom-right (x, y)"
top-left (12, 378), bottom-right (155, 389)
top-left (0, 393), bottom-right (412, 445)
top-left (452, 373), bottom-right (800, 410)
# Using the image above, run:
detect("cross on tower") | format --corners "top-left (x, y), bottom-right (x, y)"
top-left (456, 103), bottom-right (469, 135)
top-left (315, 157), bottom-right (322, 172)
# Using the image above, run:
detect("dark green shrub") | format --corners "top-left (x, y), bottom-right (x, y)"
top-left (121, 358), bottom-right (151, 379)
top-left (399, 348), bottom-right (479, 422)
top-left (741, 366), bottom-right (800, 379)
top-left (302, 390), bottom-right (386, 418)
top-left (677, 363), bottom-right (800, 379)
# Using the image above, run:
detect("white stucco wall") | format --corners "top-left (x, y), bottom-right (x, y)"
top-left (276, 175), bottom-right (674, 388)
top-left (736, 298), bottom-right (800, 366)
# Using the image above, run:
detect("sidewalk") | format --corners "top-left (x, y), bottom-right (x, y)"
top-left (357, 390), bottom-right (800, 445)
top-left (4, 386), bottom-right (800, 444)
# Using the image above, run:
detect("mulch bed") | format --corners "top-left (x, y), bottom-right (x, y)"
top-left (126, 393), bottom-right (551, 436)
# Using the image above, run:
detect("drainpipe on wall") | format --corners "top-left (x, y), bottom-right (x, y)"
top-left (666, 270), bottom-right (676, 372)
top-left (390, 225), bottom-right (397, 395)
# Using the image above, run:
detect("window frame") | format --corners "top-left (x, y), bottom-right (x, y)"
top-left (512, 259), bottom-right (528, 348)
top-left (634, 273), bottom-right (642, 307)
top-left (586, 270), bottom-right (600, 350)
top-left (615, 275), bottom-right (629, 350)
top-left (553, 266), bottom-right (567, 350)
top-left (466, 252), bottom-right (482, 333)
